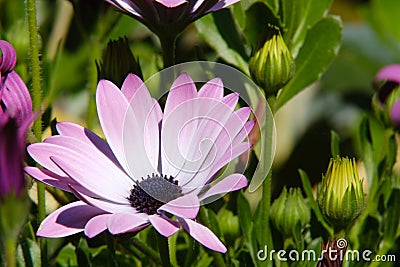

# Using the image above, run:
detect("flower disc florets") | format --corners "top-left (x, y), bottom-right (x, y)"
top-left (128, 173), bottom-right (182, 215)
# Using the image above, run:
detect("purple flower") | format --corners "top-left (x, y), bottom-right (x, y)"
top-left (0, 40), bottom-right (33, 197)
top-left (390, 99), bottom-right (400, 125)
top-left (374, 64), bottom-right (400, 126)
top-left (26, 73), bottom-right (253, 252)
top-left (375, 64), bottom-right (400, 84)
top-left (374, 64), bottom-right (400, 104)
top-left (104, 0), bottom-right (240, 35)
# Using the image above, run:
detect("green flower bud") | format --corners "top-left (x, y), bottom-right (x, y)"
top-left (96, 37), bottom-right (143, 87)
top-left (318, 157), bottom-right (365, 230)
top-left (270, 187), bottom-right (310, 237)
top-left (249, 24), bottom-right (295, 94)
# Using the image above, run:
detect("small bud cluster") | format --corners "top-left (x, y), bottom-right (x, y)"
top-left (270, 187), bottom-right (310, 237)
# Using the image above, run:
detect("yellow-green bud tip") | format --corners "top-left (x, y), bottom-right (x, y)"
top-left (249, 24), bottom-right (295, 94)
top-left (318, 157), bottom-right (365, 230)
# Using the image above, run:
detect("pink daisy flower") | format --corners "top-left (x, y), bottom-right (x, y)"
top-left (26, 73), bottom-right (253, 252)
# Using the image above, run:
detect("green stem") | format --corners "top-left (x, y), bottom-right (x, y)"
top-left (131, 237), bottom-right (161, 265)
top-left (169, 232), bottom-right (179, 267)
top-left (334, 228), bottom-right (346, 239)
top-left (26, 0), bottom-right (42, 140)
top-left (26, 0), bottom-right (46, 266)
top-left (4, 238), bottom-right (16, 267)
top-left (262, 172), bottom-right (273, 249)
top-left (159, 34), bottom-right (177, 68)
top-left (156, 234), bottom-right (171, 267)
top-left (106, 234), bottom-right (117, 267)
top-left (183, 237), bottom-right (196, 267)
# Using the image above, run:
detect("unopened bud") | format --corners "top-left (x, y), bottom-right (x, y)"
top-left (270, 187), bottom-right (310, 237)
top-left (97, 37), bottom-right (143, 87)
top-left (318, 157), bottom-right (365, 230)
top-left (249, 24), bottom-right (295, 94)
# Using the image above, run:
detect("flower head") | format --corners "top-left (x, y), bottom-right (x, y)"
top-left (317, 157), bottom-right (365, 230)
top-left (0, 40), bottom-right (33, 198)
top-left (104, 0), bottom-right (240, 35)
top-left (26, 73), bottom-right (253, 252)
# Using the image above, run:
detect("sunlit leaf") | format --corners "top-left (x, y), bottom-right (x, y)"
top-left (282, 0), bottom-right (333, 56)
top-left (17, 239), bottom-right (41, 267)
top-left (195, 15), bottom-right (249, 73)
top-left (299, 169), bottom-right (333, 237)
top-left (276, 16), bottom-right (342, 110)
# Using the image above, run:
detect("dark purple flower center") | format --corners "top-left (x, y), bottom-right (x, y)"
top-left (128, 173), bottom-right (182, 215)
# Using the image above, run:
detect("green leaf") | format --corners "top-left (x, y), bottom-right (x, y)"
top-left (368, 0), bottom-right (400, 45)
top-left (357, 115), bottom-right (376, 188)
top-left (195, 14), bottom-right (249, 73)
top-left (232, 3), bottom-right (246, 31)
top-left (299, 169), bottom-right (333, 236)
top-left (205, 208), bottom-right (221, 238)
top-left (276, 16), bottom-right (342, 110)
top-left (384, 189), bottom-right (400, 243)
top-left (330, 130), bottom-right (340, 157)
top-left (194, 253), bottom-right (213, 267)
top-left (357, 115), bottom-right (388, 193)
top-left (240, 0), bottom-right (279, 12)
top-left (281, 0), bottom-right (305, 48)
top-left (304, 237), bottom-right (323, 266)
top-left (56, 243), bottom-right (78, 267)
top-left (76, 238), bottom-right (91, 267)
top-left (212, 9), bottom-right (248, 60)
top-left (282, 0), bottom-right (333, 56)
top-left (17, 238), bottom-right (41, 267)
top-left (238, 193), bottom-right (253, 237)
top-left (237, 193), bottom-right (258, 265)
top-left (384, 130), bottom-right (397, 174)
top-left (243, 2), bottom-right (281, 48)
top-left (262, 0), bottom-right (280, 14)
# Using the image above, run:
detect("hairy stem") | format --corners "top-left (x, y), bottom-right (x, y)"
top-left (26, 0), bottom-right (46, 265)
